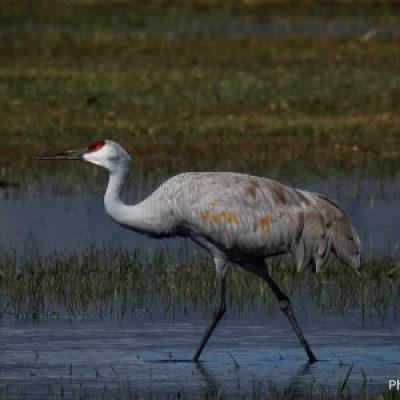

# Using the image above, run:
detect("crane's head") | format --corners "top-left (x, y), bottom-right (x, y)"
top-left (36, 140), bottom-right (132, 173)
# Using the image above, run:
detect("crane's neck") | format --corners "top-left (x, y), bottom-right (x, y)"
top-left (104, 162), bottom-right (130, 216)
top-left (104, 162), bottom-right (170, 237)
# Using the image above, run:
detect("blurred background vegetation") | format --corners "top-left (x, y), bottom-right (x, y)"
top-left (0, 0), bottom-right (398, 188)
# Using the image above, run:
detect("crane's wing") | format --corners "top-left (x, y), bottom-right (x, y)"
top-left (169, 172), bottom-right (359, 274)
top-left (172, 172), bottom-right (316, 254)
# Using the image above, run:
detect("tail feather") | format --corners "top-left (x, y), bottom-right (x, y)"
top-left (330, 215), bottom-right (361, 276)
top-left (316, 194), bottom-right (361, 276)
top-left (292, 194), bottom-right (361, 276)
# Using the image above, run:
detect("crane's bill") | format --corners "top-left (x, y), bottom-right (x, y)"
top-left (36, 149), bottom-right (86, 160)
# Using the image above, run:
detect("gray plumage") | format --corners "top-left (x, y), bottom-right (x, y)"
top-left (149, 171), bottom-right (360, 276)
top-left (37, 140), bottom-right (361, 363)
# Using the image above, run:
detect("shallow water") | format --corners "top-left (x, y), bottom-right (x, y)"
top-left (0, 177), bottom-right (398, 259)
top-left (0, 310), bottom-right (398, 399)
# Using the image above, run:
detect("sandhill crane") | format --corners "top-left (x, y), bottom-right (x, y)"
top-left (37, 140), bottom-right (361, 363)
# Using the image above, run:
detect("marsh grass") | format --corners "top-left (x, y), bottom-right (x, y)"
top-left (0, 246), bottom-right (398, 321)
top-left (264, 374), bottom-right (400, 400)
top-left (2, 379), bottom-right (396, 400)
top-left (2, 374), bottom-right (398, 400)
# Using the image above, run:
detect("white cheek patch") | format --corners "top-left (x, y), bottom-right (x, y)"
top-left (83, 149), bottom-right (107, 167)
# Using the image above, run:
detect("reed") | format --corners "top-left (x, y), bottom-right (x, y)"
top-left (0, 247), bottom-right (398, 321)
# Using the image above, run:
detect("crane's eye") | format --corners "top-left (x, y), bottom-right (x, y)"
top-left (87, 140), bottom-right (105, 153)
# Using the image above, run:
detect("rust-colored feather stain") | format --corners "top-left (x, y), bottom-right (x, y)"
top-left (200, 210), bottom-right (239, 225)
top-left (221, 211), bottom-right (238, 224)
top-left (200, 212), bottom-right (221, 224)
top-left (258, 215), bottom-right (271, 238)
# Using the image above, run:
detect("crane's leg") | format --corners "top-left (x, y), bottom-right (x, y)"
top-left (263, 273), bottom-right (317, 363)
top-left (193, 259), bottom-right (228, 362)
top-left (244, 261), bottom-right (316, 363)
